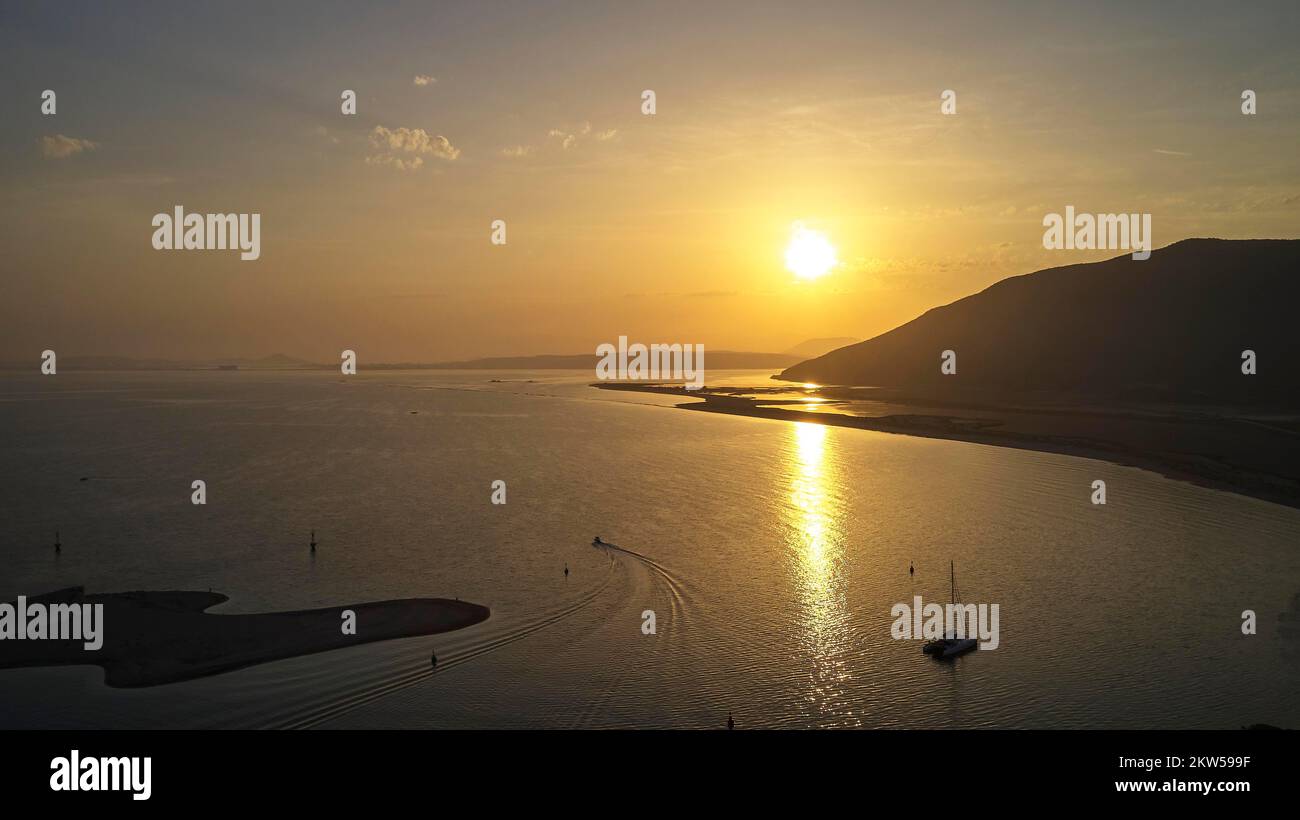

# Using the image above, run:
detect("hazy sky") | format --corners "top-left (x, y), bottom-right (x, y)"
top-left (2, 0), bottom-right (1298, 361)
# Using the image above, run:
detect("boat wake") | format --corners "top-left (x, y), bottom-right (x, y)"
top-left (591, 539), bottom-right (688, 627)
top-left (258, 539), bottom-right (690, 730)
top-left (263, 566), bottom-right (616, 729)
top-left (560, 539), bottom-right (693, 728)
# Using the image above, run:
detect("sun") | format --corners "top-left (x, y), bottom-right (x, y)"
top-left (784, 223), bottom-right (837, 280)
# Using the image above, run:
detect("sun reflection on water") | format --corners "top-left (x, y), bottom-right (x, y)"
top-left (785, 422), bottom-right (858, 725)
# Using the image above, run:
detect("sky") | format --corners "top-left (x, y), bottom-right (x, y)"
top-left (1, 0), bottom-right (1298, 362)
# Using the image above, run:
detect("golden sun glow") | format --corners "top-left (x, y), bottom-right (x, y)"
top-left (784, 223), bottom-right (837, 281)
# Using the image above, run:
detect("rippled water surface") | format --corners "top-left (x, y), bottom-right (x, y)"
top-left (1, 370), bottom-right (1297, 728)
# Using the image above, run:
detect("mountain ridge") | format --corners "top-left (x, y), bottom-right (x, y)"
top-left (778, 238), bottom-right (1300, 403)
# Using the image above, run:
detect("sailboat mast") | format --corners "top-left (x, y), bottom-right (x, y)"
top-left (950, 561), bottom-right (955, 605)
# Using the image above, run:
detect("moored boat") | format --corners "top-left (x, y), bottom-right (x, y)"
top-left (923, 561), bottom-right (979, 659)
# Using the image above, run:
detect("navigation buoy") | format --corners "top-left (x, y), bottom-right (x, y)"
top-left (54, 530), bottom-right (61, 554)
top-left (310, 530), bottom-right (317, 553)
top-left (430, 650), bottom-right (438, 668)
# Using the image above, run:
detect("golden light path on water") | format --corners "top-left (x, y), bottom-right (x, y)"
top-left (785, 422), bottom-right (860, 726)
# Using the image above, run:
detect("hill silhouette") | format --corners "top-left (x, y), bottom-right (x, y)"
top-left (779, 239), bottom-right (1300, 404)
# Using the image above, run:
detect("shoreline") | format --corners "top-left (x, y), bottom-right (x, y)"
top-left (596, 382), bottom-right (1300, 511)
top-left (0, 587), bottom-right (490, 688)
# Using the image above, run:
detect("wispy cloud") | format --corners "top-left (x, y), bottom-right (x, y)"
top-left (367, 125), bottom-right (460, 170)
top-left (41, 134), bottom-right (98, 159)
top-left (1153, 148), bottom-right (1192, 157)
top-left (548, 128), bottom-right (576, 149)
top-left (547, 121), bottom-right (616, 150)
top-left (500, 145), bottom-right (533, 158)
top-left (413, 75), bottom-right (437, 86)
top-left (365, 154), bottom-right (425, 171)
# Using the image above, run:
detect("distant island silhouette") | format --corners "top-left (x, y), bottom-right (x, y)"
top-left (412, 350), bottom-right (804, 370)
top-left (0, 349), bottom-right (814, 372)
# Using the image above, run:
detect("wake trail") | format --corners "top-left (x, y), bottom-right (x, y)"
top-left (264, 562), bottom-right (617, 730)
top-left (594, 540), bottom-right (688, 626)
top-left (266, 540), bottom-right (688, 730)
top-left (567, 541), bottom-right (690, 728)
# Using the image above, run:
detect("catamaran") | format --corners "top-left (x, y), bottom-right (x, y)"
top-left (923, 561), bottom-right (979, 659)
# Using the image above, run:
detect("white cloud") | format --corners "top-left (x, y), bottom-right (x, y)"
top-left (367, 125), bottom-right (460, 169)
top-left (594, 129), bottom-right (618, 141)
top-left (413, 75), bottom-right (437, 86)
top-left (501, 145), bottom-right (533, 158)
top-left (41, 134), bottom-right (98, 159)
